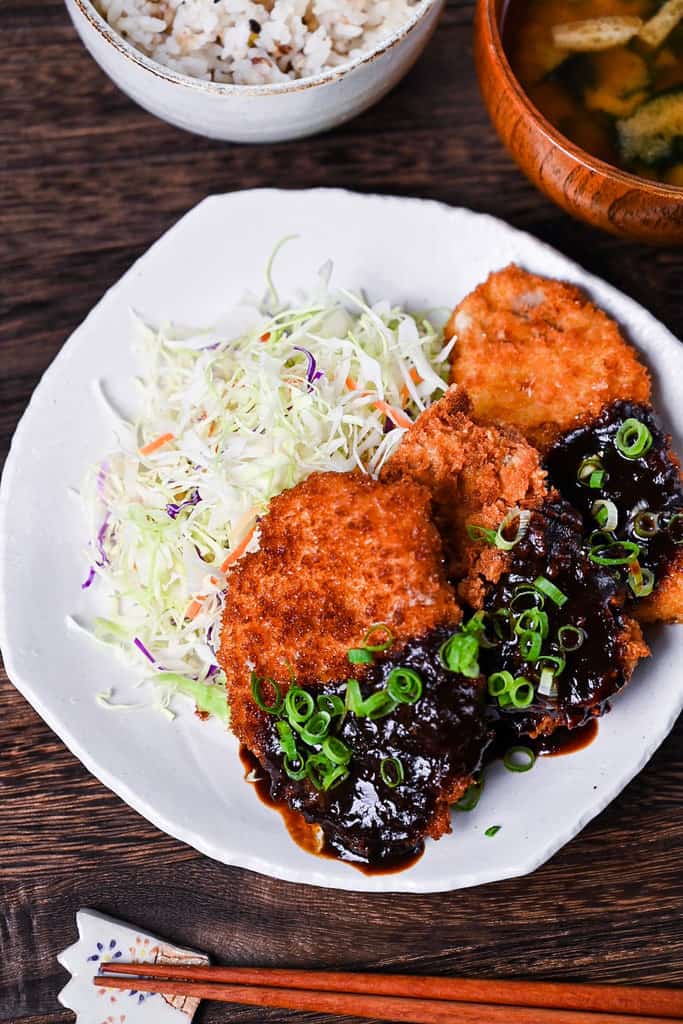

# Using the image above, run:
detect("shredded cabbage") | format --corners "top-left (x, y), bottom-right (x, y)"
top-left (79, 260), bottom-right (451, 716)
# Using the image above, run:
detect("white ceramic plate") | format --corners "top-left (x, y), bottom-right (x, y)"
top-left (1, 189), bottom-right (682, 893)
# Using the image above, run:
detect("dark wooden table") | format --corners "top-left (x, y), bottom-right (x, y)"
top-left (3, 2), bottom-right (683, 1022)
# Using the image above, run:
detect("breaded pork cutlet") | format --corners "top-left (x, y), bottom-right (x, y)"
top-left (381, 390), bottom-right (648, 738)
top-left (381, 385), bottom-right (548, 579)
top-left (545, 400), bottom-right (683, 625)
top-left (446, 265), bottom-right (651, 449)
top-left (466, 499), bottom-right (649, 739)
top-left (218, 471), bottom-right (491, 865)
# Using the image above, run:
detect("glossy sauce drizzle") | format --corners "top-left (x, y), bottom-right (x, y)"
top-left (250, 628), bottom-right (491, 872)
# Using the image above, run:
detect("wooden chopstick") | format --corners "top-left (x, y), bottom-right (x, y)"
top-left (98, 963), bottom-right (683, 1019)
top-left (93, 975), bottom-right (677, 1024)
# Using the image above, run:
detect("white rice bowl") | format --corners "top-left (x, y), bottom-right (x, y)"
top-left (94, 0), bottom-right (418, 84)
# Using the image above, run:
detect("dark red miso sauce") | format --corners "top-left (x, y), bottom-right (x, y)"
top-left (533, 717), bottom-right (599, 756)
top-left (239, 746), bottom-right (423, 875)
top-left (240, 627), bottom-right (491, 876)
top-left (237, 630), bottom-right (602, 872)
top-left (240, 720), bottom-right (599, 871)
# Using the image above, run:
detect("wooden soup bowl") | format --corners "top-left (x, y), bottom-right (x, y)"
top-left (474, 0), bottom-right (683, 244)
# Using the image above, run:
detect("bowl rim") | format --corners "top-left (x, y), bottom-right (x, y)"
top-left (69, 0), bottom-right (440, 95)
top-left (481, 0), bottom-right (683, 196)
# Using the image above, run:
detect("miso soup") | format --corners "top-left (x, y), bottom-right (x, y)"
top-left (504, 0), bottom-right (683, 184)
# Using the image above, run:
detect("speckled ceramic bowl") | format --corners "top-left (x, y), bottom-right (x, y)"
top-left (64, 0), bottom-right (444, 143)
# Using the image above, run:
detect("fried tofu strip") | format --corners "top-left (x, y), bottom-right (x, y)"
top-left (447, 265), bottom-right (651, 449)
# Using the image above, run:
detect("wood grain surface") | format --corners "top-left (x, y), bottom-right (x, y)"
top-left (2, 2), bottom-right (683, 1023)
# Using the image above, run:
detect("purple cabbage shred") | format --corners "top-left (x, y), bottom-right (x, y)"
top-left (166, 489), bottom-right (201, 519)
top-left (133, 637), bottom-right (157, 664)
top-left (293, 346), bottom-right (324, 388)
top-left (81, 566), bottom-right (96, 590)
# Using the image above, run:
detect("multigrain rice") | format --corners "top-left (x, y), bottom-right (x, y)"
top-left (94, 0), bottom-right (418, 84)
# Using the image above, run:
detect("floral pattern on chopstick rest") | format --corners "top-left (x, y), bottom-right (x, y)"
top-left (57, 908), bottom-right (210, 1023)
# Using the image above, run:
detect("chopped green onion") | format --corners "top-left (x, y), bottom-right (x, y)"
top-left (250, 672), bottom-right (283, 715)
top-left (467, 523), bottom-right (497, 544)
top-left (578, 455), bottom-right (604, 486)
top-left (322, 763), bottom-right (350, 791)
top-left (510, 587), bottom-right (544, 613)
top-left (558, 624), bottom-right (585, 651)
top-left (633, 510), bottom-right (659, 539)
top-left (492, 608), bottom-right (514, 641)
top-left (503, 746), bottom-right (536, 772)
top-left (533, 576), bottom-right (568, 608)
top-left (615, 418), bottom-right (653, 459)
top-left (317, 693), bottom-right (345, 717)
top-left (305, 752), bottom-right (330, 791)
top-left (439, 631), bottom-right (480, 677)
top-left (276, 720), bottom-right (299, 759)
top-left (283, 754), bottom-right (307, 780)
top-left (518, 630), bottom-right (542, 661)
top-left (300, 710), bottom-right (331, 745)
top-left (362, 623), bottom-right (394, 652)
top-left (667, 511), bottom-right (683, 544)
top-left (361, 689), bottom-right (399, 720)
top-left (589, 470), bottom-right (606, 488)
top-left (488, 670), bottom-right (514, 697)
top-left (498, 691), bottom-right (513, 707)
top-left (386, 667), bottom-right (423, 704)
top-left (592, 499), bottom-right (618, 532)
top-left (514, 607), bottom-right (549, 638)
top-left (495, 507), bottom-right (531, 551)
top-left (348, 648), bottom-right (374, 665)
top-left (345, 679), bottom-right (399, 720)
top-left (589, 540), bottom-right (641, 566)
top-left (536, 654), bottom-right (566, 676)
top-left (321, 736), bottom-right (352, 765)
top-left (629, 563), bottom-right (655, 598)
top-left (344, 678), bottom-right (364, 715)
top-left (536, 655), bottom-right (565, 698)
top-left (454, 776), bottom-right (484, 812)
top-left (284, 685), bottom-right (315, 724)
top-left (485, 825), bottom-right (501, 837)
top-left (589, 529), bottom-right (615, 548)
top-left (509, 677), bottom-right (534, 708)
top-left (380, 756), bottom-right (405, 788)
top-left (464, 610), bottom-right (498, 649)
top-left (538, 667), bottom-right (558, 697)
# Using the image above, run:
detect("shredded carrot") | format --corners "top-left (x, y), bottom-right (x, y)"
top-left (401, 368), bottom-right (423, 406)
top-left (220, 525), bottom-right (256, 574)
top-left (185, 595), bottom-right (206, 620)
top-left (373, 400), bottom-right (413, 430)
top-left (345, 376), bottom-right (370, 397)
top-left (260, 332), bottom-right (271, 343)
top-left (139, 432), bottom-right (175, 456)
top-left (208, 421), bottom-right (216, 437)
top-left (210, 576), bottom-right (219, 586)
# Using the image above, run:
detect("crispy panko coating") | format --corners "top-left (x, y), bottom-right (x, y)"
top-left (381, 385), bottom-right (548, 578)
top-left (447, 265), bottom-right (652, 449)
top-left (218, 471), bottom-right (460, 754)
top-left (635, 550), bottom-right (683, 624)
